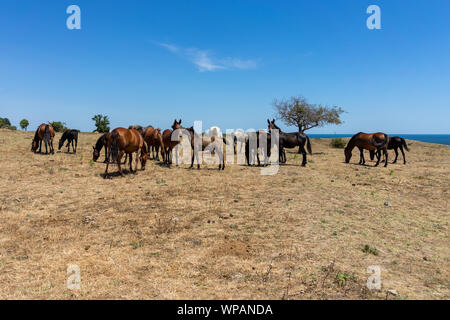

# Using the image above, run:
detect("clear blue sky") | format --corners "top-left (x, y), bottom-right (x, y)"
top-left (1, 0), bottom-right (449, 133)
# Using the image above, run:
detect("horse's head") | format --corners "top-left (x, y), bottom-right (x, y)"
top-left (344, 147), bottom-right (352, 163)
top-left (267, 119), bottom-right (279, 132)
top-left (171, 119), bottom-right (182, 130)
top-left (58, 137), bottom-right (64, 150)
top-left (31, 139), bottom-right (38, 152)
top-left (92, 146), bottom-right (100, 162)
top-left (140, 148), bottom-right (148, 170)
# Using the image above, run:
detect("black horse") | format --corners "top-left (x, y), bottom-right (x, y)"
top-left (370, 136), bottom-right (409, 164)
top-left (245, 130), bottom-right (273, 166)
top-left (92, 133), bottom-right (109, 162)
top-left (58, 129), bottom-right (79, 153)
top-left (267, 119), bottom-right (312, 166)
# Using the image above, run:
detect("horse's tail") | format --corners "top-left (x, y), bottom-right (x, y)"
top-left (306, 135), bottom-right (312, 155)
top-left (402, 138), bottom-right (409, 151)
top-left (44, 124), bottom-right (50, 143)
top-left (109, 130), bottom-right (120, 164)
top-left (373, 134), bottom-right (388, 148)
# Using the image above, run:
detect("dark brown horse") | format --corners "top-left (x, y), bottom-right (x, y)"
top-left (369, 136), bottom-right (409, 164)
top-left (104, 128), bottom-right (148, 178)
top-left (162, 119), bottom-right (183, 167)
top-left (345, 132), bottom-right (389, 167)
top-left (92, 132), bottom-right (109, 162)
top-left (143, 126), bottom-right (165, 161)
top-left (267, 119), bottom-right (312, 166)
top-left (185, 126), bottom-right (227, 170)
top-left (58, 129), bottom-right (79, 153)
top-left (31, 124), bottom-right (55, 154)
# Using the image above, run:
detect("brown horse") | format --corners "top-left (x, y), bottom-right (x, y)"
top-left (161, 119), bottom-right (183, 167)
top-left (143, 126), bottom-right (165, 161)
top-left (104, 128), bottom-right (148, 178)
top-left (31, 124), bottom-right (55, 154)
top-left (345, 132), bottom-right (389, 167)
top-left (185, 126), bottom-right (227, 170)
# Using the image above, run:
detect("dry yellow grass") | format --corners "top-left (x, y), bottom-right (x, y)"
top-left (0, 128), bottom-right (448, 299)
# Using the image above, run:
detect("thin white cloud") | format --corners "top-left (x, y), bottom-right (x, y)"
top-left (155, 42), bottom-right (257, 72)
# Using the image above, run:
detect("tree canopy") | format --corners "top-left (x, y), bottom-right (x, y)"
top-left (273, 95), bottom-right (344, 132)
top-left (20, 119), bottom-right (29, 131)
top-left (92, 114), bottom-right (110, 133)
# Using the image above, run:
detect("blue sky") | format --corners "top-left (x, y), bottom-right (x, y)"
top-left (0, 0), bottom-right (449, 133)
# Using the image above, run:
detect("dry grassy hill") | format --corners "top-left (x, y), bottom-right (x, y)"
top-left (0, 129), bottom-right (448, 299)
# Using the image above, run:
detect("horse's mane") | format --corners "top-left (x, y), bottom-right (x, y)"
top-left (95, 133), bottom-right (107, 150)
top-left (345, 132), bottom-right (364, 150)
top-left (33, 127), bottom-right (40, 141)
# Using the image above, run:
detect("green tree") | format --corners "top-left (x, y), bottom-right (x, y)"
top-left (92, 114), bottom-right (110, 133)
top-left (20, 119), bottom-right (29, 131)
top-left (0, 117), bottom-right (11, 128)
top-left (49, 121), bottom-right (68, 132)
top-left (273, 95), bottom-right (345, 133)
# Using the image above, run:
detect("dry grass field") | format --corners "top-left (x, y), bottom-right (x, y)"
top-left (0, 128), bottom-right (448, 300)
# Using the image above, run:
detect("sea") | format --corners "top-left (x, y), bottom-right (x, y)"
top-left (308, 134), bottom-right (450, 146)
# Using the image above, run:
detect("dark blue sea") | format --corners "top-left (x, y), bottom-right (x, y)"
top-left (308, 134), bottom-right (450, 146)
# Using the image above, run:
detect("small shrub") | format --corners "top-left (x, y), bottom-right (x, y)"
top-left (362, 244), bottom-right (379, 256)
top-left (330, 137), bottom-right (346, 148)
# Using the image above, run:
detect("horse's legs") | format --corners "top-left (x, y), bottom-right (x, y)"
top-left (358, 147), bottom-right (364, 165)
top-left (400, 146), bottom-right (406, 164)
top-left (374, 149), bottom-right (381, 166)
top-left (135, 150), bottom-right (139, 172)
top-left (129, 152), bottom-right (133, 172)
top-left (38, 140), bottom-right (42, 153)
top-left (104, 162), bottom-right (109, 178)
top-left (299, 144), bottom-right (307, 166)
top-left (190, 148), bottom-right (195, 168)
top-left (393, 147), bottom-right (399, 164)
top-left (44, 139), bottom-right (48, 154)
top-left (74, 138), bottom-right (77, 154)
top-left (104, 147), bottom-right (108, 163)
top-left (384, 149), bottom-right (388, 167)
top-left (51, 139), bottom-right (54, 154)
top-left (118, 151), bottom-right (124, 176)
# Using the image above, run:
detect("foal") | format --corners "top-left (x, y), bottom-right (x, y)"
top-left (58, 129), bottom-right (79, 153)
top-left (92, 133), bottom-right (109, 162)
top-left (162, 119), bottom-right (183, 167)
top-left (369, 136), bottom-right (409, 164)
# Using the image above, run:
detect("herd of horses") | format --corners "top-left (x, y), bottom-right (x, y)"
top-left (30, 120), bottom-right (410, 177)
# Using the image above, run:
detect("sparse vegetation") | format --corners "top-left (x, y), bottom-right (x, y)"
top-left (0, 130), bottom-right (448, 299)
top-left (330, 137), bottom-right (346, 148)
top-left (362, 245), bottom-right (379, 256)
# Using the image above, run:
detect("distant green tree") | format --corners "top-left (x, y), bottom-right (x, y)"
top-left (92, 114), bottom-right (110, 133)
top-left (49, 121), bottom-right (68, 132)
top-left (20, 119), bottom-right (29, 131)
top-left (0, 117), bottom-right (11, 128)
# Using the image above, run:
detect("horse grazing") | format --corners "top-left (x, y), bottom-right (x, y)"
top-left (104, 128), bottom-right (148, 178)
top-left (345, 132), bottom-right (389, 167)
top-left (161, 119), bottom-right (183, 167)
top-left (58, 129), bottom-right (79, 153)
top-left (369, 136), bottom-right (409, 164)
top-left (267, 119), bottom-right (312, 166)
top-left (31, 124), bottom-right (55, 154)
top-left (185, 126), bottom-right (227, 170)
top-left (144, 126), bottom-right (164, 161)
top-left (92, 133), bottom-right (109, 162)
